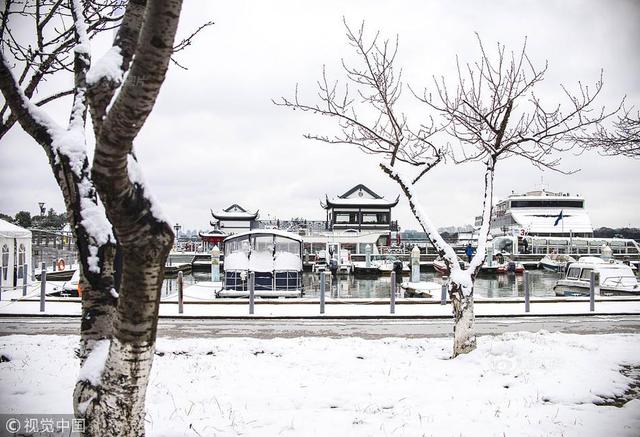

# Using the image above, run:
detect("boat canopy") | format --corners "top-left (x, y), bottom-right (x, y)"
top-left (223, 230), bottom-right (303, 272)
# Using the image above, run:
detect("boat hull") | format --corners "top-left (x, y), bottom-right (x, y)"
top-left (553, 280), bottom-right (640, 297)
top-left (216, 289), bottom-right (303, 298)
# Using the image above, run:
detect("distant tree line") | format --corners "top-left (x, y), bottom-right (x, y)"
top-left (0, 209), bottom-right (67, 230)
top-left (593, 227), bottom-right (640, 241)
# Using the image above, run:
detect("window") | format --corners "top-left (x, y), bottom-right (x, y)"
top-left (1, 245), bottom-right (8, 282)
top-left (510, 200), bottom-right (584, 208)
top-left (361, 212), bottom-right (389, 224)
top-left (17, 244), bottom-right (25, 279)
top-left (335, 213), bottom-right (358, 224)
top-left (566, 267), bottom-right (580, 279)
top-left (580, 268), bottom-right (593, 280)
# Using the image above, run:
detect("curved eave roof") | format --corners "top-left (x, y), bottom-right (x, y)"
top-left (321, 195), bottom-right (399, 209)
top-left (211, 208), bottom-right (259, 220)
top-left (199, 230), bottom-right (227, 238)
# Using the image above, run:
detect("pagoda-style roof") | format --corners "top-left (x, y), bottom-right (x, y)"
top-left (321, 184), bottom-right (399, 209)
top-left (211, 204), bottom-right (259, 221)
top-left (198, 229), bottom-right (227, 238)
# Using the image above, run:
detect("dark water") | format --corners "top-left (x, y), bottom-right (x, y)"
top-left (162, 269), bottom-right (562, 299)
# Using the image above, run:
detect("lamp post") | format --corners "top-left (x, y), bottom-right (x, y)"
top-left (173, 223), bottom-right (181, 252)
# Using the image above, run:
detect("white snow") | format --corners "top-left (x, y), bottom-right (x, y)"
top-left (0, 333), bottom-right (639, 436)
top-left (70, 0), bottom-right (90, 55)
top-left (223, 251), bottom-right (249, 271)
top-left (274, 251), bottom-right (302, 270)
top-left (127, 154), bottom-right (170, 223)
top-left (86, 245), bottom-right (100, 274)
top-left (86, 46), bottom-right (124, 86)
top-left (249, 250), bottom-right (274, 272)
top-left (77, 339), bottom-right (110, 385)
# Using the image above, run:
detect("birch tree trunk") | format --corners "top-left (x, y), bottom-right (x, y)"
top-left (74, 0), bottom-right (182, 434)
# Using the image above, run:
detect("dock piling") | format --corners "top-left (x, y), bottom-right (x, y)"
top-left (39, 262), bottom-right (46, 312)
top-left (589, 271), bottom-right (598, 312)
top-left (319, 271), bottom-right (325, 314)
top-left (524, 271), bottom-right (530, 313)
top-left (390, 271), bottom-right (396, 314)
top-left (249, 271), bottom-right (255, 315)
top-left (178, 271), bottom-right (184, 314)
top-left (22, 263), bottom-right (27, 296)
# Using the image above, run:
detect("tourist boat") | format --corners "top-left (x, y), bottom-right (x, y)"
top-left (217, 230), bottom-right (304, 298)
top-left (488, 188), bottom-right (640, 258)
top-left (352, 254), bottom-right (409, 275)
top-left (553, 257), bottom-right (640, 296)
top-left (538, 254), bottom-right (576, 272)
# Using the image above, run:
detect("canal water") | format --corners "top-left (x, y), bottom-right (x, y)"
top-left (162, 269), bottom-right (563, 299)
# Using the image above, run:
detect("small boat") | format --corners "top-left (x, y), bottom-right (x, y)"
top-left (401, 281), bottom-right (441, 298)
top-left (495, 261), bottom-right (525, 274)
top-left (218, 230), bottom-right (304, 298)
top-left (538, 254), bottom-right (576, 273)
top-left (432, 257), bottom-right (467, 275)
top-left (553, 257), bottom-right (640, 296)
top-left (352, 254), bottom-right (408, 276)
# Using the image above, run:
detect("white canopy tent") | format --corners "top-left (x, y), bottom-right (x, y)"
top-left (0, 219), bottom-right (32, 290)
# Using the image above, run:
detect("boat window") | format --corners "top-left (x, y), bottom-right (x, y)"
top-left (510, 200), bottom-right (583, 208)
top-left (275, 236), bottom-right (300, 256)
top-left (588, 240), bottom-right (604, 246)
top-left (566, 267), bottom-right (580, 279)
top-left (224, 236), bottom-right (250, 257)
top-left (253, 235), bottom-right (274, 253)
top-left (580, 268), bottom-right (593, 280)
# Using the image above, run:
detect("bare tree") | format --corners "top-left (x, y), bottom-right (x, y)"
top-left (0, 0), bottom-right (211, 140)
top-left (276, 21), bottom-right (613, 357)
top-left (571, 108), bottom-right (640, 158)
top-left (0, 0), bottom-right (210, 434)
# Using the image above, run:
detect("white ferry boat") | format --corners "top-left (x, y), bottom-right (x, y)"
top-left (489, 188), bottom-right (640, 258)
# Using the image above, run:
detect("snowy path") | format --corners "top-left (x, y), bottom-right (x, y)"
top-left (2, 315), bottom-right (640, 338)
top-left (1, 333), bottom-right (639, 436)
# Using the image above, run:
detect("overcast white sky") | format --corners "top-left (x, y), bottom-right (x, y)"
top-left (1, 0), bottom-right (639, 231)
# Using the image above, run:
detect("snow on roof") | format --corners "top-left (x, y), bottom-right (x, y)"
top-left (512, 211), bottom-right (593, 234)
top-left (321, 185), bottom-right (399, 209)
top-left (0, 219), bottom-right (32, 239)
top-left (322, 195), bottom-right (399, 208)
top-left (211, 205), bottom-right (259, 220)
top-left (224, 229), bottom-right (303, 242)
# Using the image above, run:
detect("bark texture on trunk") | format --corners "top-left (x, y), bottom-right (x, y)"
top-left (0, 55), bottom-right (118, 365)
top-left (77, 0), bottom-right (183, 434)
top-left (450, 284), bottom-right (476, 357)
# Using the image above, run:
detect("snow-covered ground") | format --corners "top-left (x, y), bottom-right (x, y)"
top-left (1, 332), bottom-right (639, 436)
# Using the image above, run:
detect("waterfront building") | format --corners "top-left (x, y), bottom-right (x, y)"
top-left (210, 204), bottom-right (259, 235)
top-left (321, 184), bottom-right (399, 233)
